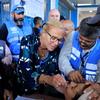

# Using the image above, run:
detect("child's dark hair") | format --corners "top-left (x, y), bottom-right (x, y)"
top-left (34, 16), bottom-right (42, 25)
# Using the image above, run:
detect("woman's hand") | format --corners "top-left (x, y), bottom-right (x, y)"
top-left (51, 74), bottom-right (68, 93)
top-left (39, 74), bottom-right (67, 93)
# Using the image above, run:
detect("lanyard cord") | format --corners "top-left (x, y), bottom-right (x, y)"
top-left (79, 51), bottom-right (90, 76)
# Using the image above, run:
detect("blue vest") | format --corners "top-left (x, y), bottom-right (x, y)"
top-left (70, 31), bottom-right (100, 82)
top-left (5, 18), bottom-right (32, 61)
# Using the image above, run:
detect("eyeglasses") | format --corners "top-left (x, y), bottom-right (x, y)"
top-left (45, 30), bottom-right (63, 44)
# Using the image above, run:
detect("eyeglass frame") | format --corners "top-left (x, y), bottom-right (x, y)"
top-left (45, 29), bottom-right (63, 44)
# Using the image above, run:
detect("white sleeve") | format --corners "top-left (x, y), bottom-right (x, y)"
top-left (1, 44), bottom-right (12, 65)
top-left (97, 60), bottom-right (100, 83)
top-left (58, 33), bottom-right (74, 76)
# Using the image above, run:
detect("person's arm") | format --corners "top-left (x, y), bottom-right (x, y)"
top-left (1, 44), bottom-right (12, 65)
top-left (96, 60), bottom-right (100, 83)
top-left (0, 24), bottom-right (8, 41)
top-left (39, 74), bottom-right (67, 93)
top-left (58, 33), bottom-right (74, 76)
top-left (18, 36), bottom-right (42, 89)
top-left (59, 32), bottom-right (84, 83)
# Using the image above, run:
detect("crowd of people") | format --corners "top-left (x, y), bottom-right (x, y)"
top-left (0, 3), bottom-right (100, 100)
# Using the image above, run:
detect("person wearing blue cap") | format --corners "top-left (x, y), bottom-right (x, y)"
top-left (0, 4), bottom-right (32, 63)
top-left (0, 4), bottom-right (32, 98)
top-left (10, 4), bottom-right (25, 27)
top-left (11, 4), bottom-right (24, 14)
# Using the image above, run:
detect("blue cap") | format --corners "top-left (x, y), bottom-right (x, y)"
top-left (11, 4), bottom-right (24, 14)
